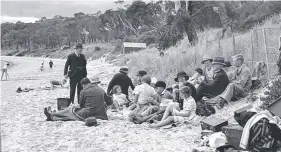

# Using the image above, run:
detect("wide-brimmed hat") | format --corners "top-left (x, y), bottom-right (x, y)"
top-left (224, 61), bottom-right (232, 67)
top-left (195, 68), bottom-right (203, 75)
top-left (155, 81), bottom-right (166, 88)
top-left (201, 55), bottom-right (213, 64)
top-left (136, 70), bottom-right (147, 77)
top-left (85, 117), bottom-right (99, 127)
top-left (174, 71), bottom-right (189, 82)
top-left (91, 75), bottom-right (101, 84)
top-left (119, 66), bottom-right (129, 73)
top-left (232, 54), bottom-right (244, 61)
top-left (75, 43), bottom-right (83, 49)
top-left (212, 57), bottom-right (226, 65)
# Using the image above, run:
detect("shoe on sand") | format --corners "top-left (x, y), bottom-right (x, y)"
top-left (44, 108), bottom-right (52, 121)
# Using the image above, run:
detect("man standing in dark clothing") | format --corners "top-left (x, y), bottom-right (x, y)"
top-left (196, 57), bottom-right (230, 101)
top-left (107, 66), bottom-right (135, 96)
top-left (64, 43), bottom-right (87, 104)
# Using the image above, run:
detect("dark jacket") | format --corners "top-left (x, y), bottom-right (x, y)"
top-left (76, 83), bottom-right (112, 120)
top-left (107, 72), bottom-right (135, 96)
top-left (200, 69), bottom-right (229, 97)
top-left (64, 53), bottom-right (87, 78)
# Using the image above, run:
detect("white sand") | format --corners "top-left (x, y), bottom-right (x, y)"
top-left (1, 56), bottom-right (263, 152)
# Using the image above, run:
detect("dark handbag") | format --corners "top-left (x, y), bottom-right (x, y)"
top-left (196, 100), bottom-right (216, 116)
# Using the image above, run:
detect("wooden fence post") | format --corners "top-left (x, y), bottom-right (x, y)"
top-left (205, 31), bottom-right (207, 54)
top-left (250, 30), bottom-right (254, 70)
top-left (262, 28), bottom-right (270, 80)
top-left (232, 35), bottom-right (235, 55)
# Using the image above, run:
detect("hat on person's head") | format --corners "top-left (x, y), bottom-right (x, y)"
top-left (224, 61), bottom-right (232, 67)
top-left (136, 70), bottom-right (147, 77)
top-left (75, 43), bottom-right (83, 49)
top-left (174, 71), bottom-right (189, 82)
top-left (85, 117), bottom-right (99, 127)
top-left (195, 68), bottom-right (203, 75)
top-left (232, 54), bottom-right (244, 61)
top-left (151, 77), bottom-right (158, 84)
top-left (119, 66), bottom-right (129, 73)
top-left (80, 77), bottom-right (91, 85)
top-left (201, 55), bottom-right (213, 64)
top-left (155, 81), bottom-right (166, 88)
top-left (212, 57), bottom-right (226, 65)
top-left (90, 75), bottom-right (101, 84)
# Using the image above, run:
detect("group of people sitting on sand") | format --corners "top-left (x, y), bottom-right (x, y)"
top-left (44, 48), bottom-right (267, 128)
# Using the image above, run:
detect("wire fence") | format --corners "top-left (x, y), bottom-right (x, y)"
top-left (195, 27), bottom-right (281, 79)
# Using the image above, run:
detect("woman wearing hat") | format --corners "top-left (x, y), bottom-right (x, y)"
top-left (196, 57), bottom-right (229, 101)
top-left (44, 77), bottom-right (112, 121)
top-left (201, 55), bottom-right (214, 83)
top-left (173, 71), bottom-right (197, 108)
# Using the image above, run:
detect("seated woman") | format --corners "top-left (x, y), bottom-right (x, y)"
top-left (44, 77), bottom-right (112, 121)
top-left (150, 86), bottom-right (197, 128)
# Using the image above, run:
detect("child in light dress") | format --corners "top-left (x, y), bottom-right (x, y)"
top-left (150, 86), bottom-right (197, 128)
top-left (112, 85), bottom-right (129, 110)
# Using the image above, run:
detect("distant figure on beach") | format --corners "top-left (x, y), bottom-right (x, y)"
top-left (64, 43), bottom-right (87, 104)
top-left (44, 77), bottom-right (112, 121)
top-left (49, 60), bottom-right (53, 71)
top-left (39, 62), bottom-right (44, 72)
top-left (1, 63), bottom-right (10, 80)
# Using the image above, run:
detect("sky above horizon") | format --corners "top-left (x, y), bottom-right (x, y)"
top-left (1, 0), bottom-right (133, 23)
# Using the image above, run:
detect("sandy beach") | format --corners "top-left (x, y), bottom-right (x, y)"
top-left (1, 56), bottom-right (260, 152)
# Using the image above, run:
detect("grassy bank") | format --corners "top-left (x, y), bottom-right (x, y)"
top-left (120, 14), bottom-right (281, 87)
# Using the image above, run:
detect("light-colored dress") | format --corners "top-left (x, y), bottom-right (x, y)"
top-left (113, 93), bottom-right (127, 106)
top-left (173, 96), bottom-right (197, 123)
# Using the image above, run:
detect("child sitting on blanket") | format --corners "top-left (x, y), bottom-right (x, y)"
top-left (112, 85), bottom-right (129, 110)
top-left (150, 86), bottom-right (197, 128)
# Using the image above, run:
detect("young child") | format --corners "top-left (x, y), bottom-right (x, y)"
top-left (150, 86), bottom-right (197, 128)
top-left (188, 68), bottom-right (204, 89)
top-left (1, 63), bottom-right (10, 80)
top-left (39, 62), bottom-right (44, 72)
top-left (112, 85), bottom-right (129, 110)
top-left (50, 79), bottom-right (68, 88)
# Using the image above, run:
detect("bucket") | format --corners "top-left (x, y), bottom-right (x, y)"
top-left (57, 98), bottom-right (70, 110)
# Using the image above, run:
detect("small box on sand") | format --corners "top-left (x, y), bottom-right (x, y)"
top-left (201, 117), bottom-right (228, 132)
top-left (234, 105), bottom-right (253, 117)
top-left (222, 124), bottom-right (243, 149)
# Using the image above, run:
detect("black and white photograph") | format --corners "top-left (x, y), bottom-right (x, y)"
top-left (1, 0), bottom-right (281, 151)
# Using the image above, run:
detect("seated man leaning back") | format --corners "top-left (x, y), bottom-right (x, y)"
top-left (214, 54), bottom-right (252, 109)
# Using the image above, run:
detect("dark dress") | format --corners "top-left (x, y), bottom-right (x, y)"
top-left (196, 69), bottom-right (229, 101)
top-left (107, 72), bottom-right (135, 96)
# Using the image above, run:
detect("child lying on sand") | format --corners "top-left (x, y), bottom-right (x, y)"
top-left (50, 79), bottom-right (68, 88)
top-left (150, 86), bottom-right (198, 128)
